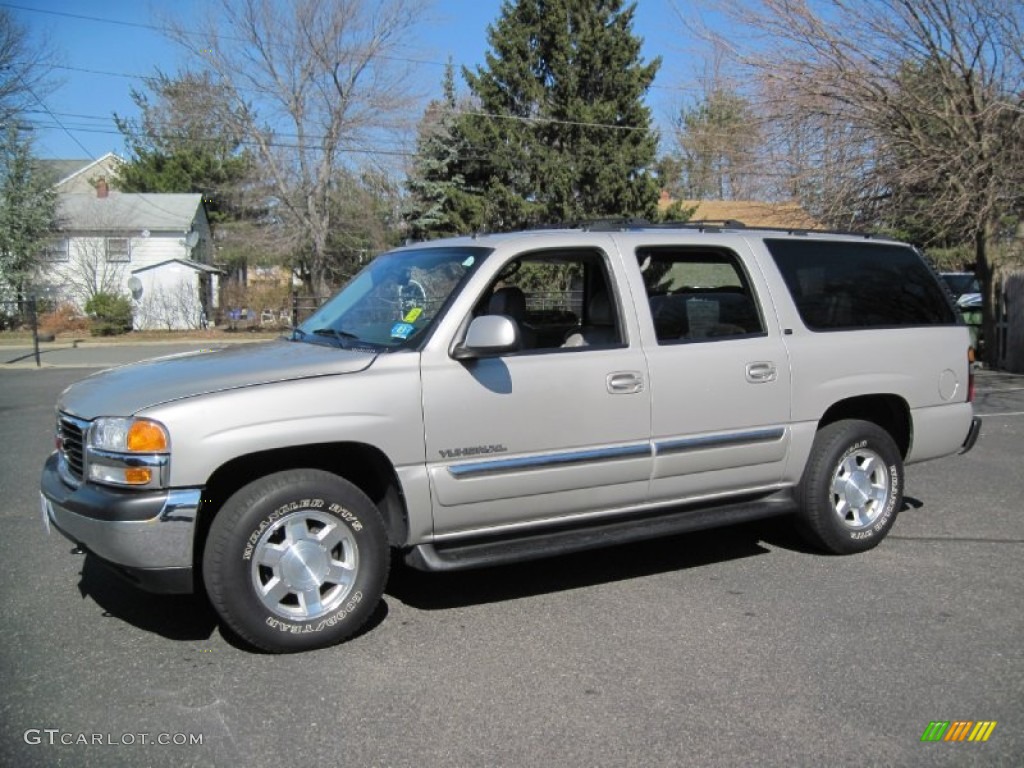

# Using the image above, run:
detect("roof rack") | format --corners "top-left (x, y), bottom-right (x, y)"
top-left (576, 218), bottom-right (893, 240)
top-left (573, 218), bottom-right (747, 232)
top-left (479, 218), bottom-right (894, 241)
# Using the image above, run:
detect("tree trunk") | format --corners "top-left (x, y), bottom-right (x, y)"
top-left (974, 225), bottom-right (996, 366)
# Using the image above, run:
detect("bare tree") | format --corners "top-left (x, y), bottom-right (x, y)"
top-left (163, 0), bottom-right (427, 295)
top-left (693, 0), bottom-right (1024, 353)
top-left (136, 280), bottom-right (204, 331)
top-left (58, 236), bottom-right (127, 308)
top-left (669, 51), bottom-right (764, 201)
top-left (0, 9), bottom-right (57, 124)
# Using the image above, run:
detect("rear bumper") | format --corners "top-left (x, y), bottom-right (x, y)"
top-left (959, 416), bottom-right (982, 455)
top-left (40, 452), bottom-right (200, 594)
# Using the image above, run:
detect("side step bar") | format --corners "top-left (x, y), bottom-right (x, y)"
top-left (404, 492), bottom-right (796, 572)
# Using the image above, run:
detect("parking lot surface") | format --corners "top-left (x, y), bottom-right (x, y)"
top-left (1, 358), bottom-right (1021, 767)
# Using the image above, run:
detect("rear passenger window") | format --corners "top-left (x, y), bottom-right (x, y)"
top-left (635, 247), bottom-right (765, 343)
top-left (764, 239), bottom-right (957, 330)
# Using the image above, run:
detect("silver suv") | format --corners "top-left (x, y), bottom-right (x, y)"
top-left (41, 224), bottom-right (980, 652)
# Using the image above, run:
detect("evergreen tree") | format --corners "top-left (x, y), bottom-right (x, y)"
top-left (114, 71), bottom-right (254, 223)
top-left (404, 62), bottom-right (484, 239)
top-left (457, 0), bottom-right (661, 230)
top-left (0, 125), bottom-right (56, 301)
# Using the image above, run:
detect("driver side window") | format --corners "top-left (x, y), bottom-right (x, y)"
top-left (474, 249), bottom-right (623, 352)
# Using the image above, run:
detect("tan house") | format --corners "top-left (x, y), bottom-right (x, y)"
top-left (37, 152), bottom-right (125, 194)
top-left (659, 194), bottom-right (819, 229)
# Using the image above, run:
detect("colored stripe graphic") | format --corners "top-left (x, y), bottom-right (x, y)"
top-left (968, 722), bottom-right (997, 742)
top-left (920, 720), bottom-right (996, 743)
top-left (944, 721), bottom-right (973, 741)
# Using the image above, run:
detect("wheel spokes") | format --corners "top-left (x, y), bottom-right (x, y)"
top-left (298, 587), bottom-right (324, 615)
top-left (260, 576), bottom-right (290, 605)
top-left (251, 509), bottom-right (360, 620)
top-left (285, 517), bottom-right (310, 544)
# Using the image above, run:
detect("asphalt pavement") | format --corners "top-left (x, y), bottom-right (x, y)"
top-left (0, 353), bottom-right (1021, 767)
top-left (1, 338), bottom-right (267, 369)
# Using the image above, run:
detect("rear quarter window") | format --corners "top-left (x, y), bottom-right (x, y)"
top-left (763, 239), bottom-right (957, 330)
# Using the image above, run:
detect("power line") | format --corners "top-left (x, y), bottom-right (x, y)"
top-left (0, 2), bottom-right (447, 69)
top-left (24, 120), bottom-right (421, 158)
top-left (5, 2), bottom-right (704, 95)
top-left (13, 88), bottom-right (209, 220)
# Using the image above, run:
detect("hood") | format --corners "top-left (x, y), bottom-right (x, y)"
top-left (59, 340), bottom-right (377, 418)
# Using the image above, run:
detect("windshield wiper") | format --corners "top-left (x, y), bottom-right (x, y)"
top-left (310, 327), bottom-right (360, 348)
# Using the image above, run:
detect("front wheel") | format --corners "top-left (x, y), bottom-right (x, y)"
top-left (202, 469), bottom-right (389, 652)
top-left (796, 419), bottom-right (904, 554)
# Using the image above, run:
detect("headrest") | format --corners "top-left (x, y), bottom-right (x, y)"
top-left (488, 286), bottom-right (527, 319)
top-left (588, 291), bottom-right (613, 326)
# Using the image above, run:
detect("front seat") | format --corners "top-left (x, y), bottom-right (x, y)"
top-left (488, 286), bottom-right (536, 349)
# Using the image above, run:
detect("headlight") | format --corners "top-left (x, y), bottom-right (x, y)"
top-left (90, 417), bottom-right (169, 453)
top-left (86, 417), bottom-right (169, 488)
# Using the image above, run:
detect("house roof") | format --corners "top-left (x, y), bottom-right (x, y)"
top-left (36, 153), bottom-right (124, 190)
top-left (56, 192), bottom-right (206, 232)
top-left (131, 258), bottom-right (224, 275)
top-left (659, 197), bottom-right (819, 229)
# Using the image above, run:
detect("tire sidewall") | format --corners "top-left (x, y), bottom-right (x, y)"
top-left (204, 470), bottom-right (388, 652)
top-left (800, 421), bottom-right (904, 554)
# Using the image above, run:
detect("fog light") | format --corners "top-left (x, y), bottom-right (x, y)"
top-left (124, 467), bottom-right (153, 485)
top-left (89, 463), bottom-right (153, 486)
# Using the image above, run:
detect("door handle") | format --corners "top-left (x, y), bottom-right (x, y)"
top-left (746, 362), bottom-right (777, 383)
top-left (607, 371), bottom-right (644, 394)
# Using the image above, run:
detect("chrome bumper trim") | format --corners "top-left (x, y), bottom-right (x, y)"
top-left (41, 488), bottom-right (201, 569)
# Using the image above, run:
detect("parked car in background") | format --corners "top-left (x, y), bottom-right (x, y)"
top-left (941, 272), bottom-right (982, 309)
top-left (941, 272), bottom-right (983, 353)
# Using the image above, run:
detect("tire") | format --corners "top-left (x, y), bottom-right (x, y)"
top-left (202, 469), bottom-right (389, 652)
top-left (796, 419), bottom-right (904, 555)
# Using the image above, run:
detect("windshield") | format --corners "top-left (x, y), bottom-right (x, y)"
top-left (295, 246), bottom-right (489, 350)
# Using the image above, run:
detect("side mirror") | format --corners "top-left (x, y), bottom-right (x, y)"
top-left (452, 315), bottom-right (520, 360)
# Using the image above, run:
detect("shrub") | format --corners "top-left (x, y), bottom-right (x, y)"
top-left (38, 303), bottom-right (90, 335)
top-left (84, 292), bottom-right (133, 336)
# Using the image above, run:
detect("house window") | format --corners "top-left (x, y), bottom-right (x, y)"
top-left (43, 238), bottom-right (69, 262)
top-left (105, 237), bottom-right (131, 262)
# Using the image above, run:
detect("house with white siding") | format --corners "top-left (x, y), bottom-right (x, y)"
top-left (38, 152), bottom-right (125, 194)
top-left (42, 177), bottom-right (220, 330)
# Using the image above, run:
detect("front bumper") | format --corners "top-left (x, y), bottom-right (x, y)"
top-left (40, 452), bottom-right (200, 594)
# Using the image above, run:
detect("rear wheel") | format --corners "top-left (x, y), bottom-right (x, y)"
top-left (203, 469), bottom-right (389, 652)
top-left (796, 419), bottom-right (903, 554)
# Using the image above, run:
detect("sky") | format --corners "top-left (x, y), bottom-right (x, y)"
top-left (6, 0), bottom-right (707, 162)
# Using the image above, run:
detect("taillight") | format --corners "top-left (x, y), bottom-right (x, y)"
top-left (967, 347), bottom-right (976, 403)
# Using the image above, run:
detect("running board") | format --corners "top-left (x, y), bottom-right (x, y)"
top-left (404, 492), bottom-right (796, 572)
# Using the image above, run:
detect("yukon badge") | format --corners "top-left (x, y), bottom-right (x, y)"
top-left (439, 444), bottom-right (508, 459)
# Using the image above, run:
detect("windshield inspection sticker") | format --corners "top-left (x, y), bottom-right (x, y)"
top-left (390, 322), bottom-right (415, 339)
top-left (462, 256), bottom-right (475, 267)
top-left (403, 307), bottom-right (423, 323)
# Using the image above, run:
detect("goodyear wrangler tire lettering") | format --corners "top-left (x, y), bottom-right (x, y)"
top-left (795, 419), bottom-right (904, 555)
top-left (203, 470), bottom-right (389, 653)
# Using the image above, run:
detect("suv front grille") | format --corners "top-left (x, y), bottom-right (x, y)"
top-left (58, 414), bottom-right (88, 481)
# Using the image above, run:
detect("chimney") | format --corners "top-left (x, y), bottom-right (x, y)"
top-left (96, 177), bottom-right (109, 198)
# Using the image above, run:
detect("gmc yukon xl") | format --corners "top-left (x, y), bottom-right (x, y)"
top-left (40, 223), bottom-right (981, 652)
